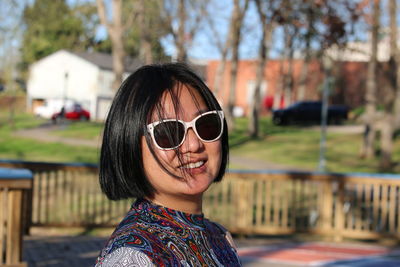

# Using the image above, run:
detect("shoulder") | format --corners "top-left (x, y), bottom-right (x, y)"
top-left (97, 213), bottom-right (156, 261)
top-left (205, 219), bottom-right (228, 235)
top-left (205, 220), bottom-right (237, 249)
top-left (96, 247), bottom-right (155, 267)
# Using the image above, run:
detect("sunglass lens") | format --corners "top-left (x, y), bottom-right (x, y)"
top-left (196, 113), bottom-right (222, 141)
top-left (153, 121), bottom-right (185, 149)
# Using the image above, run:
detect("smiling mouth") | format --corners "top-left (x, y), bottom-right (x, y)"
top-left (179, 161), bottom-right (205, 169)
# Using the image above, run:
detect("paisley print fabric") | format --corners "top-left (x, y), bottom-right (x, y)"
top-left (95, 198), bottom-right (242, 267)
top-left (99, 247), bottom-right (154, 267)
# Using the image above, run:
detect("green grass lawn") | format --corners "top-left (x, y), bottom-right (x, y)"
top-left (229, 118), bottom-right (393, 173)
top-left (0, 112), bottom-right (100, 163)
top-left (0, 112), bottom-right (399, 173)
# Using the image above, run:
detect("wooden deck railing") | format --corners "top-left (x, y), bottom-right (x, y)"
top-left (0, 160), bottom-right (399, 242)
top-left (204, 170), bottom-right (400, 241)
top-left (0, 167), bottom-right (32, 267)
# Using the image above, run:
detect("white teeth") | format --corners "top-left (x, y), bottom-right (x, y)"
top-left (180, 161), bottom-right (204, 169)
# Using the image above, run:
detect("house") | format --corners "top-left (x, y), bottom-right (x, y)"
top-left (26, 50), bottom-right (142, 121)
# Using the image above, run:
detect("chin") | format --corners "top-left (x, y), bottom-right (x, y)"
top-left (179, 175), bottom-right (214, 195)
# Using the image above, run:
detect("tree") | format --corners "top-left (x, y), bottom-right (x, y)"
top-left (21, 0), bottom-right (85, 71)
top-left (96, 0), bottom-right (168, 88)
top-left (138, 0), bottom-right (153, 64)
top-left (206, 1), bottom-right (235, 102)
top-left (225, 0), bottom-right (250, 129)
top-left (378, 0), bottom-right (398, 171)
top-left (96, 0), bottom-right (128, 90)
top-left (162, 0), bottom-right (207, 62)
top-left (137, 0), bottom-right (169, 64)
top-left (1, 0), bottom-right (30, 128)
top-left (248, 0), bottom-right (275, 137)
top-left (361, 0), bottom-right (379, 159)
top-left (296, 1), bottom-right (319, 102)
top-left (277, 0), bottom-right (300, 108)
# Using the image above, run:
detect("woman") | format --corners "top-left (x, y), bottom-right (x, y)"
top-left (95, 63), bottom-right (241, 266)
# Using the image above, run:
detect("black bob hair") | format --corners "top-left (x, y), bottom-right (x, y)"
top-left (99, 63), bottom-right (229, 200)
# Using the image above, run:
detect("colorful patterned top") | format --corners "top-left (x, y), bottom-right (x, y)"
top-left (95, 198), bottom-right (242, 267)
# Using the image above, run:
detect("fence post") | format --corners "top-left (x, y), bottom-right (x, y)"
top-left (320, 179), bottom-right (333, 235)
top-left (334, 179), bottom-right (345, 242)
top-left (0, 167), bottom-right (33, 267)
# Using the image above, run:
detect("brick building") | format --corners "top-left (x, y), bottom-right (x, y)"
top-left (206, 59), bottom-right (370, 115)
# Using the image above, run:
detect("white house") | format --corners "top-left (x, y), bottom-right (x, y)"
top-left (27, 50), bottom-right (142, 121)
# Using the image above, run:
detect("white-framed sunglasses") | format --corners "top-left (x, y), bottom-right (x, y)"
top-left (147, 110), bottom-right (224, 150)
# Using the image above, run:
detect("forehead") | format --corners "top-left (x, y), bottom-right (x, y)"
top-left (155, 84), bottom-right (207, 120)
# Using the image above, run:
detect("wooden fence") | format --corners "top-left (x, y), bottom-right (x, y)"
top-left (1, 160), bottom-right (400, 242)
top-left (0, 167), bottom-right (32, 267)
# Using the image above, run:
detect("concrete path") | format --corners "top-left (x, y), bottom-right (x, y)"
top-left (15, 122), bottom-right (103, 148)
top-left (22, 234), bottom-right (400, 267)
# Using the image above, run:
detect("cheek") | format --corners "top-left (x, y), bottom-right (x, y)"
top-left (141, 137), bottom-right (176, 173)
top-left (208, 141), bottom-right (222, 165)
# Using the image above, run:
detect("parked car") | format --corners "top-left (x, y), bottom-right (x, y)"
top-left (34, 99), bottom-right (75, 119)
top-left (272, 101), bottom-right (349, 125)
top-left (51, 104), bottom-right (90, 123)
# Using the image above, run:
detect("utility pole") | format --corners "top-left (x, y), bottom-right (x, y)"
top-left (318, 56), bottom-right (333, 172)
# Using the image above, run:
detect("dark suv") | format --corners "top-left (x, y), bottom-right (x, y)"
top-left (272, 101), bottom-right (349, 125)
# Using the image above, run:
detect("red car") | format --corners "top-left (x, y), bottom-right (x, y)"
top-left (52, 104), bottom-right (90, 123)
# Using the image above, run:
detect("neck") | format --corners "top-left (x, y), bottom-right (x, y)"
top-left (147, 194), bottom-right (203, 214)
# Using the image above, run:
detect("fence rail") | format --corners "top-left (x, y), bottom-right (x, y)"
top-left (1, 160), bottom-right (400, 241)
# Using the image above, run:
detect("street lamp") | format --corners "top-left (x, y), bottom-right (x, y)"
top-left (63, 72), bottom-right (69, 107)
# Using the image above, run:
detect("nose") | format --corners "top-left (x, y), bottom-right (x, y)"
top-left (180, 127), bottom-right (203, 153)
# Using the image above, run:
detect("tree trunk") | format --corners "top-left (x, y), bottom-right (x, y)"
top-left (390, 0), bottom-right (400, 129)
top-left (379, 115), bottom-right (393, 171)
top-left (297, 39), bottom-right (311, 101)
top-left (213, 51), bottom-right (228, 103)
top-left (204, 1), bottom-right (233, 100)
top-left (283, 25), bottom-right (296, 107)
top-left (248, 0), bottom-right (273, 137)
top-left (273, 59), bottom-right (285, 109)
top-left (225, 0), bottom-right (249, 130)
top-left (361, 0), bottom-right (379, 159)
top-left (138, 0), bottom-right (153, 64)
top-left (297, 3), bottom-right (315, 102)
top-left (96, 0), bottom-right (126, 91)
top-left (176, 0), bottom-right (187, 62)
top-left (212, 20), bottom-right (233, 101)
top-left (379, 0), bottom-right (398, 170)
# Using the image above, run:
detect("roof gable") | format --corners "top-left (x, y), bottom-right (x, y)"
top-left (70, 52), bottom-right (142, 72)
top-left (31, 49), bottom-right (142, 73)
top-left (71, 51), bottom-right (142, 72)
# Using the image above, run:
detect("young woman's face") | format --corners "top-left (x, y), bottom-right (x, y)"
top-left (141, 84), bottom-right (222, 204)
